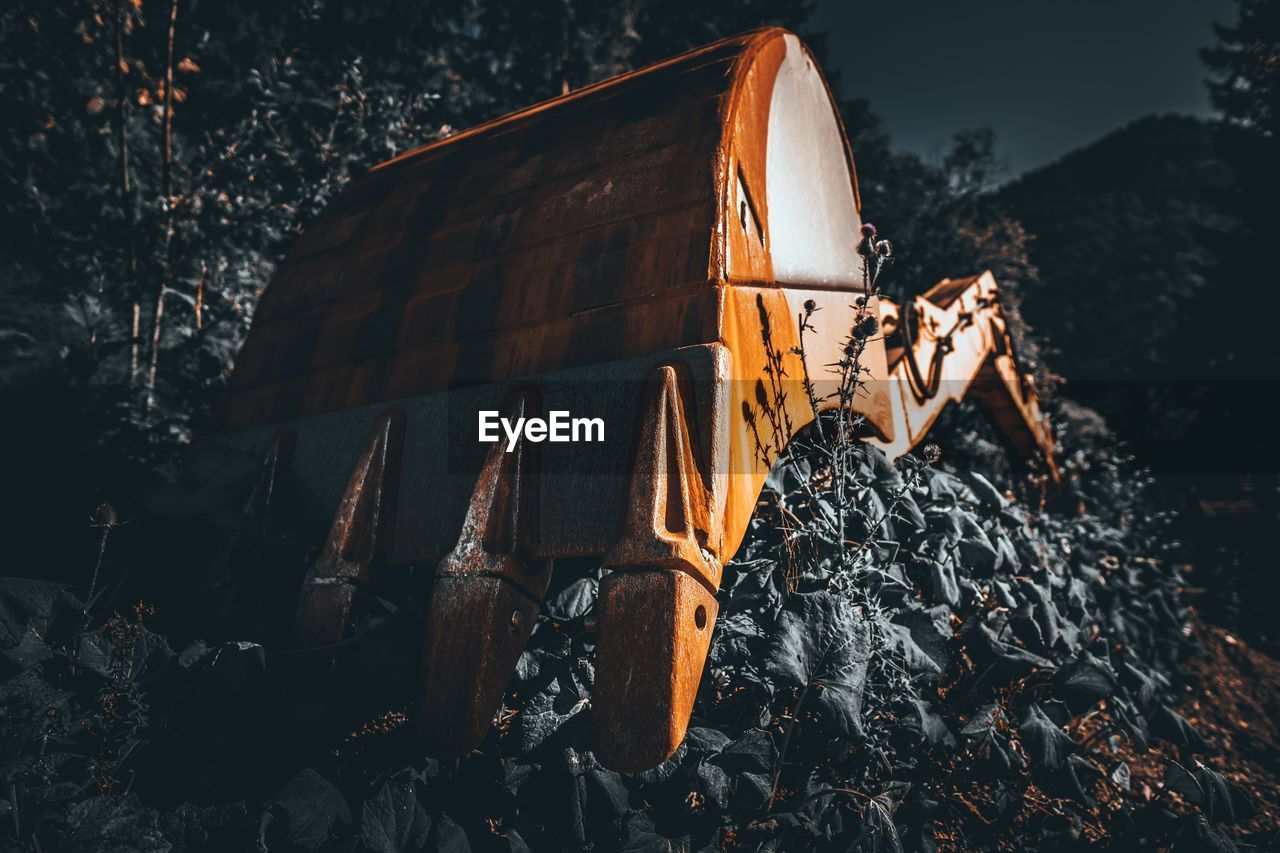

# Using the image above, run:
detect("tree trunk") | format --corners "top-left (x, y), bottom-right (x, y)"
top-left (146, 0), bottom-right (179, 413)
top-left (115, 0), bottom-right (139, 381)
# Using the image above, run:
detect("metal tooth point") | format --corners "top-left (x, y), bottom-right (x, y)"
top-left (510, 609), bottom-right (523, 631)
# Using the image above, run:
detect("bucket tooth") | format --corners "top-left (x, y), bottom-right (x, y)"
top-left (205, 426), bottom-right (297, 636)
top-left (594, 365), bottom-right (720, 771)
top-left (420, 575), bottom-right (541, 753)
top-left (244, 427), bottom-right (297, 531)
top-left (292, 410), bottom-right (405, 664)
top-left (212, 426), bottom-right (296, 582)
top-left (418, 389), bottom-right (549, 758)
top-left (595, 570), bottom-right (718, 771)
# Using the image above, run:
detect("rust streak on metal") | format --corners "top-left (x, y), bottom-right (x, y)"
top-left (418, 390), bottom-right (550, 757)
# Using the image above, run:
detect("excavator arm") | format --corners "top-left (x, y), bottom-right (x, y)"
top-left (874, 271), bottom-right (1057, 477)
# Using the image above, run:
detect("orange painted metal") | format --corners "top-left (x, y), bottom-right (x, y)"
top-left (418, 390), bottom-right (550, 756)
top-left (874, 272), bottom-right (1057, 477)
top-left (210, 28), bottom-right (1057, 772)
top-left (595, 365), bottom-right (722, 769)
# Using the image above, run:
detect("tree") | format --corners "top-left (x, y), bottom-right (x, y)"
top-left (1201, 0), bottom-right (1280, 377)
top-left (1203, 0), bottom-right (1280, 138)
top-left (840, 103), bottom-right (1044, 379)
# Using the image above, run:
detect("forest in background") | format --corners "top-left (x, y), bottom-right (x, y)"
top-left (0, 0), bottom-right (1278, 850)
top-left (1, 0), bottom-right (1275, 647)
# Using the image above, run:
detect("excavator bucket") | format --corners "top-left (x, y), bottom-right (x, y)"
top-left (206, 28), bottom-right (1057, 772)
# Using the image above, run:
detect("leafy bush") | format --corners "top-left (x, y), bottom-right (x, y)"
top-left (1, 295), bottom-right (1258, 851)
top-left (1, 428), bottom-right (1251, 851)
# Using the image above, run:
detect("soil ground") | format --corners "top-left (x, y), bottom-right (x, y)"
top-left (1169, 615), bottom-right (1280, 837)
top-left (933, 613), bottom-right (1280, 849)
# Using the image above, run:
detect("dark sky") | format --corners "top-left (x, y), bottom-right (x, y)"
top-left (811, 0), bottom-right (1237, 176)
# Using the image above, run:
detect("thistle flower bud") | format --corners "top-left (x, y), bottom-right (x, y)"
top-left (853, 311), bottom-right (879, 339)
top-left (92, 502), bottom-right (117, 528)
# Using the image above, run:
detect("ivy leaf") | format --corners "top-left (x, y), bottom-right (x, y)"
top-left (55, 795), bottom-right (170, 853)
top-left (684, 726), bottom-right (731, 757)
top-left (708, 728), bottom-right (776, 776)
top-left (965, 622), bottom-right (1053, 678)
top-left (707, 728), bottom-right (778, 812)
top-left (0, 577), bottom-right (71, 648)
top-left (0, 669), bottom-right (73, 769)
top-left (721, 559), bottom-right (785, 617)
top-left (930, 561), bottom-right (961, 608)
top-left (1111, 696), bottom-right (1152, 752)
top-left (1110, 761), bottom-right (1132, 791)
top-left (885, 622), bottom-right (943, 679)
top-left (1164, 761), bottom-right (1253, 825)
top-left (493, 829), bottom-right (532, 852)
top-left (894, 609), bottom-right (951, 676)
top-left (620, 814), bottom-right (690, 853)
top-left (956, 516), bottom-right (999, 577)
top-left (910, 698), bottom-right (954, 745)
top-left (1119, 659), bottom-right (1163, 708)
top-left (360, 779), bottom-right (431, 853)
top-left (585, 765), bottom-right (631, 822)
top-left (157, 802), bottom-right (256, 851)
top-left (511, 662), bottom-right (588, 753)
top-left (1018, 578), bottom-right (1064, 651)
top-left (892, 494), bottom-right (927, 532)
top-left (961, 703), bottom-right (1003, 740)
top-left (0, 623), bottom-right (53, 675)
top-left (1053, 654), bottom-right (1118, 711)
top-left (430, 813), bottom-right (472, 852)
top-left (1019, 703), bottom-right (1075, 771)
top-left (265, 769), bottom-right (351, 851)
top-left (544, 578), bottom-right (597, 621)
top-left (858, 789), bottom-right (905, 853)
top-left (961, 472), bottom-right (1008, 513)
top-left (1149, 706), bottom-right (1209, 753)
top-left (1165, 761), bottom-right (1207, 801)
top-left (1172, 817), bottom-right (1240, 853)
top-left (1039, 754), bottom-right (1099, 806)
top-left (764, 592), bottom-right (871, 740)
top-left (688, 726), bottom-right (733, 807)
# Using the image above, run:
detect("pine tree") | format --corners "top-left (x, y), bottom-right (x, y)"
top-left (1203, 0), bottom-right (1280, 137)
